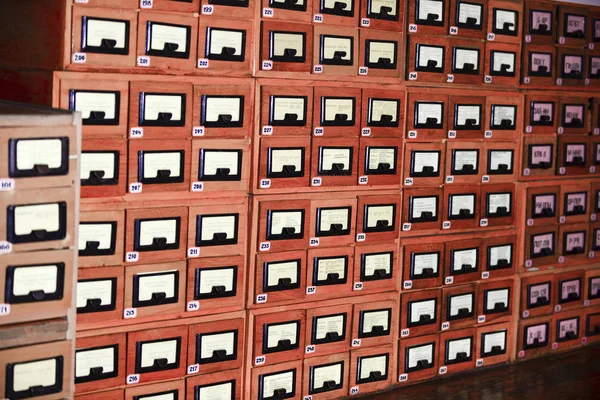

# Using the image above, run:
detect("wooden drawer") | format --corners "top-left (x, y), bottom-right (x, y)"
top-left (557, 5), bottom-right (589, 46)
top-left (557, 136), bottom-right (589, 176)
top-left (520, 274), bottom-right (554, 320)
top-left (72, 6), bottom-right (137, 68)
top-left (353, 243), bottom-right (399, 293)
top-left (485, 93), bottom-right (521, 141)
top-left (75, 333), bottom-right (126, 394)
top-left (449, 0), bottom-right (486, 40)
top-left (476, 322), bottom-right (510, 367)
top-left (0, 249), bottom-right (74, 326)
top-left (558, 47), bottom-right (586, 86)
top-left (0, 340), bottom-right (72, 400)
top-left (302, 353), bottom-right (350, 400)
top-left (77, 266), bottom-right (124, 326)
top-left (517, 316), bottom-right (551, 360)
top-left (406, 92), bottom-right (448, 140)
top-left (359, 0), bottom-right (403, 32)
top-left (408, 0), bottom-right (449, 36)
top-left (0, 126), bottom-right (77, 191)
top-left (124, 261), bottom-right (186, 319)
top-left (125, 206), bottom-right (188, 264)
top-left (255, 250), bottom-right (307, 305)
top-left (81, 139), bottom-right (127, 198)
top-left (526, 185), bottom-right (559, 226)
top-left (522, 136), bottom-right (556, 178)
top-left (309, 197), bottom-right (357, 248)
top-left (261, 0), bottom-right (312, 23)
top-left (523, 45), bottom-right (556, 87)
top-left (560, 183), bottom-right (591, 224)
top-left (250, 360), bottom-right (302, 400)
top-left (257, 199), bottom-right (311, 253)
top-left (588, 51), bottom-right (600, 84)
top-left (483, 234), bottom-right (516, 280)
top-left (407, 35), bottom-right (449, 84)
top-left (126, 380), bottom-right (184, 400)
top-left (258, 136), bottom-right (311, 190)
top-left (356, 194), bottom-right (401, 243)
top-left (260, 21), bottom-right (313, 73)
top-left (187, 318), bottom-right (244, 374)
top-left (360, 89), bottom-right (404, 138)
top-left (312, 26), bottom-right (358, 76)
top-left (486, 0), bottom-right (522, 44)
top-left (313, 86), bottom-right (361, 137)
top-left (558, 223), bottom-right (589, 264)
top-left (402, 187), bottom-right (443, 232)
top-left (442, 185), bottom-right (481, 231)
top-left (126, 326), bottom-right (188, 384)
top-left (523, 1), bottom-right (556, 45)
top-left (551, 309), bottom-right (584, 351)
top-left (349, 345), bottom-right (393, 395)
top-left (588, 222), bottom-right (600, 259)
top-left (477, 279), bottom-right (513, 324)
top-left (260, 85), bottom-right (313, 137)
top-left (192, 83), bottom-right (253, 138)
top-left (525, 94), bottom-right (558, 135)
top-left (358, 29), bottom-right (403, 78)
top-left (0, 187), bottom-right (75, 253)
top-left (78, 389), bottom-right (123, 400)
top-left (442, 283), bottom-right (478, 330)
top-left (358, 137), bottom-right (403, 186)
top-left (588, 136), bottom-right (600, 175)
top-left (445, 141), bottom-right (484, 185)
top-left (445, 239), bottom-right (482, 285)
top-left (186, 255), bottom-right (245, 314)
top-left (554, 270), bottom-right (585, 313)
top-left (404, 141), bottom-right (445, 187)
top-left (253, 310), bottom-right (306, 366)
top-left (584, 306), bottom-right (600, 344)
top-left (191, 138), bottom-right (251, 193)
top-left (484, 141), bottom-right (517, 183)
top-left (305, 304), bottom-right (353, 357)
top-left (402, 241), bottom-right (444, 290)
top-left (439, 327), bottom-right (476, 375)
top-left (400, 288), bottom-right (442, 338)
top-left (484, 42), bottom-right (519, 86)
top-left (397, 333), bottom-right (438, 384)
top-left (480, 183), bottom-right (515, 228)
top-left (585, 269), bottom-right (600, 307)
top-left (524, 226), bottom-right (559, 269)
top-left (351, 300), bottom-right (397, 349)
top-left (306, 246), bottom-right (354, 300)
top-left (311, 137), bottom-right (359, 187)
top-left (186, 369), bottom-right (241, 400)
top-left (558, 96), bottom-right (589, 135)
top-left (312, 0), bottom-right (358, 27)
top-left (79, 210), bottom-right (124, 268)
top-left (137, 11), bottom-right (198, 72)
top-left (188, 203), bottom-right (246, 258)
top-left (447, 37), bottom-right (484, 85)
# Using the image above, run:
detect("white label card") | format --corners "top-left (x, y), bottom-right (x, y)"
top-left (266, 260), bottom-right (299, 287)
top-left (450, 195), bottom-right (475, 216)
top-left (412, 197), bottom-right (437, 218)
top-left (315, 314), bottom-right (345, 340)
top-left (458, 2), bottom-right (481, 25)
top-left (495, 10), bottom-right (516, 32)
top-left (417, 103), bottom-right (442, 124)
top-left (273, 97), bottom-right (305, 123)
top-left (319, 208), bottom-right (349, 232)
top-left (531, 11), bottom-right (551, 31)
top-left (12, 265), bottom-right (58, 297)
top-left (200, 331), bottom-right (235, 359)
top-left (143, 95), bottom-right (182, 122)
top-left (369, 0), bottom-right (397, 16)
top-left (531, 146), bottom-right (552, 164)
top-left (322, 37), bottom-right (352, 61)
top-left (486, 289), bottom-right (509, 311)
top-left (533, 233), bottom-right (554, 255)
top-left (150, 23), bottom-right (188, 53)
top-left (77, 280), bottom-right (113, 308)
top-left (489, 245), bottom-right (511, 267)
top-left (483, 331), bottom-right (506, 353)
top-left (14, 204), bottom-right (60, 235)
top-left (136, 270), bottom-right (176, 302)
top-left (454, 150), bottom-right (478, 171)
top-left (321, 148), bottom-right (351, 171)
top-left (492, 52), bottom-right (515, 72)
top-left (368, 148), bottom-right (396, 170)
top-left (200, 215), bottom-right (236, 241)
top-left (559, 318), bottom-right (578, 339)
top-left (139, 219), bottom-right (177, 246)
top-left (418, 46), bottom-right (443, 67)
top-left (362, 310), bottom-right (389, 333)
top-left (312, 363), bottom-right (342, 389)
top-left (208, 29), bottom-right (242, 56)
top-left (454, 48), bottom-right (479, 70)
top-left (85, 19), bottom-right (127, 49)
top-left (359, 355), bottom-right (387, 379)
top-left (456, 106), bottom-right (480, 126)
top-left (450, 293), bottom-right (473, 316)
top-left (204, 151), bottom-right (240, 176)
top-left (561, 280), bottom-right (580, 300)
top-left (270, 211), bottom-right (302, 235)
top-left (140, 339), bottom-right (178, 368)
top-left (370, 100), bottom-right (398, 123)
top-left (488, 193), bottom-right (511, 214)
top-left (205, 97), bottom-right (241, 123)
top-left (74, 92), bottom-right (117, 120)
top-left (408, 344), bottom-right (433, 368)
top-left (490, 150), bottom-right (513, 171)
top-left (448, 338), bottom-right (471, 360)
top-left (198, 382), bottom-right (232, 400)
top-left (316, 257), bottom-right (346, 281)
top-left (526, 324), bottom-right (547, 345)
top-left (364, 253), bottom-right (392, 276)
top-left (272, 33), bottom-right (304, 57)
top-left (530, 283), bottom-right (550, 305)
top-left (410, 299), bottom-right (435, 323)
top-left (413, 152), bottom-right (439, 173)
top-left (75, 347), bottom-right (115, 378)
top-left (12, 359), bottom-right (57, 392)
top-left (366, 205), bottom-right (394, 228)
top-left (78, 223), bottom-right (113, 251)
top-left (16, 139), bottom-right (63, 170)
top-left (418, 0), bottom-right (443, 22)
top-left (80, 153), bottom-right (116, 180)
top-left (267, 322), bottom-right (298, 348)
top-left (263, 371), bottom-right (294, 398)
top-left (413, 253), bottom-right (439, 275)
top-left (198, 268), bottom-right (235, 294)
top-left (566, 15), bottom-right (585, 34)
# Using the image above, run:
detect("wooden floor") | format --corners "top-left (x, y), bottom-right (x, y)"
top-left (365, 346), bottom-right (600, 400)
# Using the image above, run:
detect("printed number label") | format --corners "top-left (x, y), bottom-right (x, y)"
top-left (447, 74), bottom-right (454, 83)
top-left (403, 281), bottom-right (413, 289)
top-left (408, 130), bottom-right (417, 138)
top-left (518, 351), bottom-right (525, 358)
top-left (130, 128), bottom-right (143, 138)
top-left (356, 233), bottom-right (366, 242)
top-left (310, 238), bottom-right (320, 247)
top-left (313, 14), bottom-right (323, 23)
top-left (305, 345), bottom-right (316, 354)
top-left (450, 26), bottom-right (458, 35)
top-left (359, 67), bottom-right (368, 75)
top-left (193, 126), bottom-right (205, 136)
top-left (255, 356), bottom-right (266, 365)
top-left (399, 374), bottom-right (408, 382)
top-left (445, 276), bottom-right (454, 285)
top-left (140, 0), bottom-right (153, 8)
top-left (198, 59), bottom-right (209, 68)
top-left (523, 310), bottom-right (530, 318)
top-left (0, 304), bottom-right (10, 316)
top-left (201, 5), bottom-right (214, 14)
top-left (350, 387), bottom-right (360, 395)
top-left (524, 76), bottom-right (531, 84)
top-left (476, 359), bottom-right (484, 367)
top-left (484, 131), bottom-right (492, 138)
top-left (129, 183), bottom-right (142, 193)
top-left (481, 271), bottom-right (490, 279)
top-left (401, 328), bottom-right (410, 337)
top-left (260, 179), bottom-right (272, 189)
top-left (487, 33), bottom-right (495, 40)
top-left (352, 339), bottom-right (361, 347)
top-left (441, 322), bottom-right (450, 330)
top-left (361, 127), bottom-right (371, 136)
top-left (127, 374), bottom-right (140, 384)
top-left (124, 308), bottom-right (137, 319)
top-left (448, 130), bottom-right (457, 138)
top-left (188, 247), bottom-right (200, 257)
top-left (359, 176), bottom-right (368, 185)
top-left (409, 24), bottom-right (417, 33)
top-left (478, 315), bottom-right (486, 323)
top-left (314, 127), bottom-right (324, 136)
top-left (137, 56), bottom-right (150, 67)
top-left (556, 78), bottom-right (563, 85)
top-left (361, 18), bottom-right (370, 27)
top-left (480, 219), bottom-right (488, 227)
top-left (262, 126), bottom-right (273, 135)
top-left (313, 65), bottom-right (323, 74)
top-left (0, 179), bottom-right (14, 191)
top-left (187, 301), bottom-right (199, 311)
top-left (446, 176), bottom-right (454, 183)
top-left (555, 305), bottom-right (562, 313)
top-left (73, 53), bottom-right (86, 63)
top-left (482, 175), bottom-right (490, 183)
top-left (402, 223), bottom-right (411, 231)
top-left (306, 286), bottom-right (316, 295)
top-left (262, 60), bottom-right (273, 70)
top-left (439, 366), bottom-right (447, 374)
top-left (126, 252), bottom-right (139, 262)
top-left (484, 75), bottom-right (492, 83)
top-left (353, 282), bottom-right (363, 291)
top-left (257, 294), bottom-right (268, 304)
top-left (191, 182), bottom-right (204, 192)
top-left (187, 364), bottom-right (200, 374)
top-left (442, 221), bottom-right (451, 229)
top-left (259, 242), bottom-right (271, 251)
top-left (262, 8), bottom-right (274, 17)
top-left (405, 177), bottom-right (414, 186)
top-left (409, 72), bottom-right (418, 80)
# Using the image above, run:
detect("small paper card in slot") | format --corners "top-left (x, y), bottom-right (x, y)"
top-left (557, 317), bottom-right (579, 341)
top-left (133, 270), bottom-right (179, 308)
top-left (531, 232), bottom-right (555, 258)
top-left (196, 330), bottom-right (237, 364)
top-left (559, 278), bottom-right (581, 303)
top-left (313, 256), bottom-right (348, 286)
top-left (484, 288), bottom-right (510, 314)
top-left (263, 259), bottom-right (301, 292)
top-left (201, 96), bottom-right (244, 128)
top-left (530, 102), bottom-right (554, 126)
top-left (488, 150), bottom-right (513, 174)
top-left (5, 263), bottom-right (65, 304)
top-left (364, 204), bottom-right (395, 233)
top-left (406, 343), bottom-right (434, 373)
top-left (316, 207), bottom-right (351, 237)
top-left (146, 22), bottom-right (191, 59)
top-left (361, 251), bottom-right (392, 281)
top-left (527, 282), bottom-right (551, 308)
top-left (200, 149), bottom-right (242, 181)
top-left (448, 293), bottom-right (474, 320)
top-left (562, 104), bottom-right (585, 128)
top-left (487, 244), bottom-right (512, 270)
top-left (451, 248), bottom-right (478, 274)
top-left (490, 51), bottom-right (516, 76)
top-left (368, 98), bottom-right (400, 127)
top-left (416, 44), bottom-right (444, 73)
top-left (493, 9), bottom-right (518, 36)
top-left (269, 31), bottom-right (306, 63)
top-left (452, 48), bottom-right (479, 75)
top-left (139, 93), bottom-right (186, 127)
top-left (590, 56), bottom-right (600, 78)
top-left (82, 17), bottom-right (130, 55)
top-left (563, 231), bottom-right (586, 255)
top-left (320, 97), bottom-right (355, 126)
top-left (320, 0), bottom-right (354, 16)
top-left (529, 52), bottom-right (552, 77)
top-left (196, 214), bottom-right (239, 247)
top-left (268, 148), bottom-right (305, 179)
top-left (411, 151), bottom-right (440, 177)
top-left (415, 102), bottom-right (443, 128)
top-left (452, 150), bottom-right (479, 175)
top-left (78, 222), bottom-right (117, 256)
top-left (481, 330), bottom-right (506, 356)
top-left (367, 0), bottom-right (399, 21)
top-left (565, 14), bottom-right (586, 38)
top-left (267, 210), bottom-right (304, 240)
top-left (562, 55), bottom-right (584, 78)
top-left (524, 323), bottom-right (548, 349)
top-left (530, 10), bottom-right (552, 35)
top-left (365, 146), bottom-right (397, 175)
top-left (8, 138), bottom-right (69, 178)
top-left (195, 380), bottom-right (235, 400)
top-left (134, 217), bottom-right (181, 252)
top-left (409, 196), bottom-right (438, 222)
top-left (588, 277), bottom-right (600, 299)
top-left (312, 313), bottom-right (347, 344)
top-left (456, 1), bottom-right (482, 29)
top-left (490, 106), bottom-right (516, 130)
top-left (449, 194), bottom-right (476, 219)
top-left (263, 321), bottom-right (300, 353)
top-left (75, 345), bottom-right (118, 383)
top-left (194, 266), bottom-right (237, 300)
top-left (138, 151), bottom-right (184, 185)
top-left (320, 35), bottom-right (353, 66)
top-left (7, 202), bottom-right (67, 244)
top-left (69, 90), bottom-right (120, 126)
top-left (365, 40), bottom-right (398, 69)
top-left (80, 151), bottom-right (119, 186)
top-left (528, 145), bottom-right (553, 169)
top-left (260, 369), bottom-right (296, 400)
top-left (6, 357), bottom-right (63, 399)
top-left (408, 298), bottom-right (437, 327)
top-left (136, 337), bottom-right (181, 373)
top-left (77, 278), bottom-right (116, 314)
top-left (445, 337), bottom-right (472, 364)
top-left (416, 0), bottom-right (444, 26)
top-left (309, 361), bottom-right (344, 394)
top-left (359, 308), bottom-right (391, 338)
top-left (411, 252), bottom-right (440, 279)
top-left (454, 105), bottom-right (481, 130)
top-left (357, 354), bottom-right (388, 384)
top-left (270, 96), bottom-right (307, 126)
top-left (564, 192), bottom-right (587, 216)
top-left (486, 192), bottom-right (511, 218)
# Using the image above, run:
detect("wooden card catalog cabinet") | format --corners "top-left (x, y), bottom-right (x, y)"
top-left (0, 341), bottom-right (72, 400)
top-left (124, 261), bottom-right (186, 319)
top-left (191, 138), bottom-right (251, 193)
top-left (259, 136), bottom-right (311, 190)
top-left (484, 42), bottom-right (519, 86)
top-left (356, 194), bottom-right (401, 243)
top-left (449, 95), bottom-right (485, 139)
top-left (261, 85), bottom-right (313, 137)
top-left (445, 142), bottom-right (483, 185)
top-left (522, 137), bottom-right (556, 178)
top-left (250, 360), bottom-right (302, 400)
top-left (354, 243), bottom-right (398, 293)
top-left (186, 255), bottom-right (245, 314)
top-left (449, 0), bottom-right (487, 40)
top-left (592, 182), bottom-right (600, 217)
top-left (524, 226), bottom-right (558, 269)
top-left (305, 304), bottom-right (352, 357)
top-left (523, 45), bottom-right (556, 87)
top-left (400, 289), bottom-right (441, 338)
top-left (485, 142), bottom-right (517, 183)
top-left (349, 346), bottom-right (393, 395)
top-left (593, 12), bottom-right (600, 45)
top-left (309, 198), bottom-right (357, 248)
top-left (439, 328), bottom-right (476, 375)
top-left (402, 241), bottom-right (444, 290)
top-left (75, 333), bottom-right (126, 394)
top-left (313, 87), bottom-right (361, 137)
top-left (0, 126), bottom-right (77, 191)
top-left (360, 89), bottom-right (404, 138)
top-left (303, 353), bottom-right (350, 399)
top-left (77, 266), bottom-right (124, 325)
top-left (585, 307), bottom-right (600, 344)
top-left (448, 38), bottom-right (484, 85)
top-left (486, 1), bottom-right (522, 44)
top-left (442, 185), bottom-right (481, 231)
top-left (313, 26), bottom-right (359, 76)
top-left (445, 239), bottom-right (482, 285)
top-left (71, 6), bottom-right (137, 68)
top-left (407, 92), bottom-right (448, 140)
top-left (258, 199), bottom-right (310, 253)
top-left (0, 187), bottom-right (74, 253)
top-left (557, 6), bottom-right (589, 47)
top-left (588, 51), bottom-right (600, 85)
top-left (407, 36), bottom-right (449, 83)
top-left (188, 203), bottom-right (247, 258)
top-left (476, 322), bottom-right (510, 366)
top-left (554, 270), bottom-right (585, 312)
top-left (524, 1), bottom-right (556, 45)
top-left (311, 137), bottom-right (359, 187)
top-left (585, 270), bottom-right (600, 307)
top-left (187, 318), bottom-right (244, 374)
top-left (478, 279), bottom-right (513, 323)
top-left (442, 283), bottom-right (478, 329)
top-left (128, 82), bottom-right (192, 139)
top-left (0, 249), bottom-right (73, 326)
top-left (521, 274), bottom-right (554, 319)
top-left (588, 137), bottom-right (600, 175)
top-left (552, 309), bottom-right (584, 351)
top-left (61, 78), bottom-right (128, 139)
top-left (518, 317), bottom-right (551, 359)
top-left (408, 0), bottom-right (448, 36)
top-left (126, 326), bottom-right (187, 384)
top-left (358, 30), bottom-right (403, 78)
top-left (197, 18), bottom-right (253, 73)
top-left (201, 0), bottom-right (254, 20)
top-left (526, 186), bottom-right (559, 226)
top-left (481, 183), bottom-right (514, 228)
top-left (352, 300), bottom-right (397, 348)
top-left (253, 310), bottom-right (306, 366)
top-left (525, 94), bottom-right (557, 135)
top-left (560, 184), bottom-right (590, 224)
top-left (306, 247), bottom-right (354, 299)
top-left (137, 12), bottom-right (198, 71)
top-left (398, 334), bottom-right (439, 383)
top-left (256, 250), bottom-right (306, 305)
top-left (261, 21), bottom-right (313, 73)
top-left (557, 136), bottom-right (588, 176)
top-left (557, 47), bottom-right (585, 86)
top-left (359, 0), bottom-right (403, 32)
top-left (404, 142), bottom-right (445, 187)
top-left (358, 138), bottom-right (402, 186)
top-left (589, 222), bottom-right (600, 260)
top-left (125, 207), bottom-right (187, 264)
top-left (402, 187), bottom-right (442, 232)
top-left (558, 97), bottom-right (588, 135)
top-left (484, 235), bottom-right (516, 280)
top-left (262, 0), bottom-right (312, 23)
top-left (186, 370), bottom-right (241, 400)
top-left (193, 83), bottom-right (253, 138)
top-left (78, 210), bottom-right (124, 268)
top-left (81, 139), bottom-right (127, 198)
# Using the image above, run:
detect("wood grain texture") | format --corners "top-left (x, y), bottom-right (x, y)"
top-left (358, 137), bottom-right (403, 186)
top-left (406, 92), bottom-right (449, 140)
top-left (358, 30), bottom-right (403, 79)
top-left (403, 141), bottom-right (446, 187)
top-left (444, 141), bottom-right (486, 185)
top-left (359, 0), bottom-right (404, 32)
top-left (258, 136), bottom-right (311, 190)
top-left (407, 35), bottom-right (449, 84)
top-left (486, 0), bottom-right (523, 45)
top-left (401, 241), bottom-right (445, 290)
top-left (306, 246), bottom-right (355, 301)
top-left (480, 182), bottom-right (516, 228)
top-left (442, 185), bottom-right (482, 231)
top-left (76, 388), bottom-right (124, 400)
top-left (477, 278), bottom-right (514, 324)
top-left (449, 0), bottom-right (487, 40)
top-left (484, 41), bottom-right (521, 87)
top-left (447, 37), bottom-right (485, 85)
top-left (0, 318), bottom-right (68, 350)
top-left (312, 26), bottom-right (359, 76)
top-left (356, 194), bottom-right (401, 243)
top-left (309, 197), bottom-right (358, 248)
